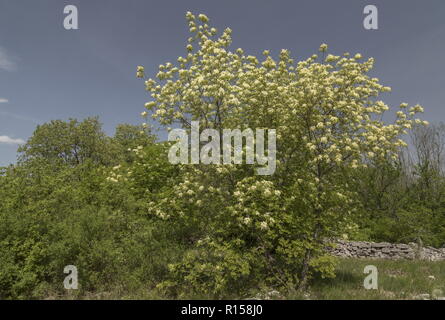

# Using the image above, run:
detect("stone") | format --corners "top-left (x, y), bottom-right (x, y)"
top-left (327, 240), bottom-right (445, 261)
top-left (412, 294), bottom-right (430, 300)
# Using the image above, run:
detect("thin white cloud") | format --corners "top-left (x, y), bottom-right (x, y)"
top-left (0, 135), bottom-right (25, 145)
top-left (0, 47), bottom-right (16, 71)
top-left (0, 110), bottom-right (40, 124)
top-left (0, 98), bottom-right (9, 103)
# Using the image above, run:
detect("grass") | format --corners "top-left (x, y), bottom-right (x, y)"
top-left (292, 258), bottom-right (445, 300)
top-left (45, 258), bottom-right (445, 300)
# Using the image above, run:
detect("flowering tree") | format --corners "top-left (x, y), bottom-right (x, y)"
top-left (135, 12), bottom-right (427, 295)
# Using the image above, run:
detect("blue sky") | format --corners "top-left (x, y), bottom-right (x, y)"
top-left (1, 0), bottom-right (445, 166)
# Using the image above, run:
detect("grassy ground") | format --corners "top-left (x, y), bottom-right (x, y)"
top-left (292, 258), bottom-right (445, 300)
top-left (51, 258), bottom-right (445, 300)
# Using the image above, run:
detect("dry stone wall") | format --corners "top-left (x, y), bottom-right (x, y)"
top-left (329, 240), bottom-right (445, 261)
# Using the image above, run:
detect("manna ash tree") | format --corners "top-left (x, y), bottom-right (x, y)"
top-left (131, 12), bottom-right (427, 295)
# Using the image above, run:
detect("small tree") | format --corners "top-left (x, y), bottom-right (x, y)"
top-left (18, 117), bottom-right (116, 166)
top-left (136, 12), bottom-right (427, 295)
